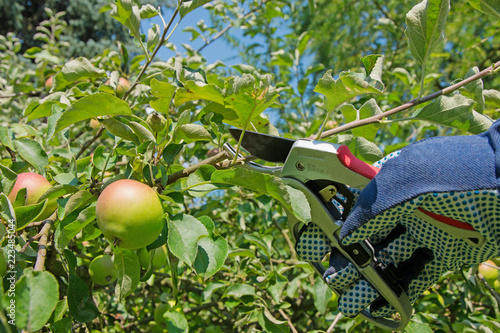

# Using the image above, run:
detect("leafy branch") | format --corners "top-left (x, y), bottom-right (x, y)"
top-left (315, 59), bottom-right (500, 139)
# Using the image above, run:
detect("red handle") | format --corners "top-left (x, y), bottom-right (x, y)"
top-left (337, 145), bottom-right (381, 180)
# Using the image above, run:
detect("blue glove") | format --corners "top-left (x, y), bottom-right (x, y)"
top-left (297, 120), bottom-right (500, 318)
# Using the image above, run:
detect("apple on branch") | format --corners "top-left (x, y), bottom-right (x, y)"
top-left (96, 179), bottom-right (165, 250)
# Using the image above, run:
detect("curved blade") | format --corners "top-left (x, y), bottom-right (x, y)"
top-left (229, 128), bottom-right (295, 163)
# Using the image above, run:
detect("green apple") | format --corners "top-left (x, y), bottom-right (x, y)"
top-left (8, 172), bottom-right (58, 221)
top-left (89, 254), bottom-right (117, 285)
top-left (105, 77), bottom-right (130, 98)
top-left (478, 260), bottom-right (499, 285)
top-left (96, 179), bottom-right (165, 249)
top-left (146, 112), bottom-right (167, 133)
top-left (137, 245), bottom-right (168, 270)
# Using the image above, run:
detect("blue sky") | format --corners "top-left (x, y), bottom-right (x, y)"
top-left (142, 5), bottom-right (244, 65)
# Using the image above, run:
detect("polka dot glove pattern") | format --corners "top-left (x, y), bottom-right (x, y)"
top-left (296, 117), bottom-right (500, 319)
top-left (327, 189), bottom-right (500, 318)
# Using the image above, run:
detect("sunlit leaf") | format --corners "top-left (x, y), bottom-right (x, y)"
top-left (405, 0), bottom-right (450, 64)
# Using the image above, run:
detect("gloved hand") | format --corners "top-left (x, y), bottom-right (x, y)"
top-left (297, 120), bottom-right (500, 318)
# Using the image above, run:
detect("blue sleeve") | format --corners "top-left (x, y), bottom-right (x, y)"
top-left (341, 120), bottom-right (500, 239)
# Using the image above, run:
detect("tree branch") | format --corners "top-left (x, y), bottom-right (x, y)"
top-left (33, 213), bottom-right (56, 271)
top-left (197, 0), bottom-right (269, 53)
top-left (75, 126), bottom-right (104, 159)
top-left (166, 150), bottom-right (229, 186)
top-left (313, 59), bottom-right (500, 139)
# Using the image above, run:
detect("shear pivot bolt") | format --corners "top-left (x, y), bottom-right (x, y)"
top-left (352, 249), bottom-right (359, 255)
top-left (296, 162), bottom-right (305, 171)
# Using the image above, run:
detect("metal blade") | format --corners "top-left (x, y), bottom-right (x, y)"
top-left (229, 128), bottom-right (296, 163)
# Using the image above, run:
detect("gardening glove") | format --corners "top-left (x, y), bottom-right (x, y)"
top-left (297, 119), bottom-right (500, 318)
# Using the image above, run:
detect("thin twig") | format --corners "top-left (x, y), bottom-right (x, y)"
top-left (33, 213), bottom-right (56, 271)
top-left (124, 4), bottom-right (181, 100)
top-left (75, 127), bottom-right (104, 159)
top-left (278, 308), bottom-right (298, 333)
top-left (197, 0), bottom-right (269, 53)
top-left (166, 150), bottom-right (229, 185)
top-left (313, 59), bottom-right (500, 139)
top-left (326, 312), bottom-right (343, 333)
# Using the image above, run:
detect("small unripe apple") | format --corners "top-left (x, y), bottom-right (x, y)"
top-left (478, 260), bottom-right (499, 285)
top-left (8, 172), bottom-right (58, 221)
top-left (96, 179), bottom-right (165, 249)
top-left (138, 245), bottom-right (168, 270)
top-left (90, 118), bottom-right (100, 129)
top-left (105, 77), bottom-right (130, 98)
top-left (146, 112), bottom-right (167, 133)
top-left (89, 254), bottom-right (117, 285)
top-left (45, 76), bottom-right (54, 91)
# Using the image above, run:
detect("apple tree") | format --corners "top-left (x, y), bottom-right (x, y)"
top-left (0, 0), bottom-right (500, 332)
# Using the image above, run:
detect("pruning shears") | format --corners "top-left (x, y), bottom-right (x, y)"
top-left (224, 129), bottom-right (412, 331)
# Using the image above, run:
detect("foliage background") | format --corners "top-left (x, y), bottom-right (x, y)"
top-left (0, 0), bottom-right (499, 332)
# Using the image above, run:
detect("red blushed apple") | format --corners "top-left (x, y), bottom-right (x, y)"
top-left (105, 77), bottom-right (131, 98)
top-left (45, 76), bottom-right (54, 91)
top-left (96, 179), bottom-right (165, 249)
top-left (8, 172), bottom-right (58, 221)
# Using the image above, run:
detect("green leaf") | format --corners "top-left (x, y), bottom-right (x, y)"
top-left (54, 94), bottom-right (131, 136)
top-left (312, 276), bottom-right (331, 314)
top-left (113, 247), bottom-right (141, 301)
top-left (266, 271), bottom-right (288, 304)
top-left (67, 274), bottom-right (100, 322)
top-left (187, 165), bottom-right (219, 197)
top-left (405, 0), bottom-right (450, 64)
top-left (14, 201), bottom-right (47, 230)
top-left (150, 79), bottom-right (176, 114)
top-left (413, 94), bottom-right (493, 134)
top-left (128, 121), bottom-right (156, 142)
top-left (223, 283), bottom-right (256, 298)
top-left (163, 311), bottom-right (189, 333)
top-left (404, 322), bottom-right (434, 333)
top-left (211, 168), bottom-right (311, 224)
top-left (139, 4), bottom-right (159, 19)
top-left (222, 74), bottom-right (279, 126)
top-left (194, 235), bottom-right (228, 279)
top-left (0, 194), bottom-right (15, 223)
top-left (484, 89), bottom-right (500, 108)
top-left (52, 57), bottom-right (106, 91)
top-left (56, 205), bottom-right (96, 253)
top-left (101, 117), bottom-right (139, 143)
top-left (179, 0), bottom-right (212, 18)
top-left (14, 138), bottom-right (48, 175)
top-left (163, 143), bottom-right (185, 165)
top-left (337, 135), bottom-right (384, 163)
top-left (258, 309), bottom-right (290, 333)
top-left (244, 234), bottom-right (271, 258)
top-left (167, 214), bottom-right (209, 267)
top-left (61, 190), bottom-right (94, 220)
top-left (175, 81), bottom-right (224, 106)
top-left (15, 269), bottom-right (59, 331)
top-left (467, 0), bottom-right (500, 19)
top-left (463, 67), bottom-right (485, 114)
top-left (0, 164), bottom-right (17, 195)
top-left (174, 124), bottom-right (212, 144)
top-left (111, 0), bottom-right (141, 38)
top-left (339, 99), bottom-right (382, 141)
top-left (314, 69), bottom-right (384, 112)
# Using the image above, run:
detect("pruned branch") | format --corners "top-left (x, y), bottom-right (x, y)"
top-left (314, 59), bottom-right (500, 139)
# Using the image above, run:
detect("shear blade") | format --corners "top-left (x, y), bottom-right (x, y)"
top-left (229, 128), bottom-right (295, 163)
